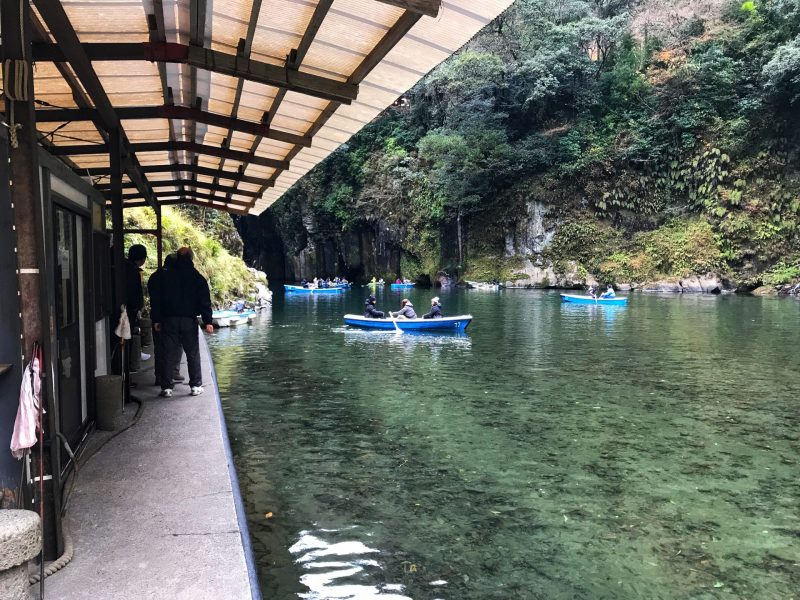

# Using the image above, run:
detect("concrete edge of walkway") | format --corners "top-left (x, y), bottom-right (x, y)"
top-left (202, 334), bottom-right (262, 600)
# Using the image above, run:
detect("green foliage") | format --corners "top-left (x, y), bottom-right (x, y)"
top-left (263, 0), bottom-right (800, 285)
top-left (635, 220), bottom-right (724, 277)
top-left (761, 259), bottom-right (800, 284)
top-left (763, 35), bottom-right (800, 102)
top-left (320, 185), bottom-right (356, 229)
top-left (124, 207), bottom-right (257, 307)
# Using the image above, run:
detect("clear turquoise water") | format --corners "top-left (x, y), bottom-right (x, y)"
top-left (208, 289), bottom-right (800, 600)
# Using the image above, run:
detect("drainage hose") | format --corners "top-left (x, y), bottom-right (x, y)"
top-left (29, 397), bottom-right (144, 585)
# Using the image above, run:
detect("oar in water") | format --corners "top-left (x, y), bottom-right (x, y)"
top-left (389, 314), bottom-right (403, 335)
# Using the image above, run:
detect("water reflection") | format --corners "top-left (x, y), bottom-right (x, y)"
top-left (211, 290), bottom-right (800, 600)
top-left (291, 528), bottom-right (411, 600)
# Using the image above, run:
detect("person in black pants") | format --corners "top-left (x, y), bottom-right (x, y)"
top-left (147, 252), bottom-right (179, 387)
top-left (125, 244), bottom-right (147, 329)
top-left (153, 247), bottom-right (214, 397)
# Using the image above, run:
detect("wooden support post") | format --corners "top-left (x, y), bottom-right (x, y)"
top-left (109, 129), bottom-right (125, 318)
top-left (1, 0), bottom-right (62, 560)
top-left (2, 0), bottom-right (47, 364)
top-left (155, 205), bottom-right (163, 268)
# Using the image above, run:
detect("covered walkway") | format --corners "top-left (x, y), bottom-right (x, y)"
top-left (40, 335), bottom-right (258, 599)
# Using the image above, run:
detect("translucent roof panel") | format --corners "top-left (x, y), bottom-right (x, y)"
top-left (29, 0), bottom-right (513, 214)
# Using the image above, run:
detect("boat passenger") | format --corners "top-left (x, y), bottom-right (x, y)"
top-left (395, 277), bottom-right (403, 284)
top-left (389, 299), bottom-right (417, 319)
top-left (588, 284), bottom-right (597, 299)
top-left (364, 295), bottom-right (384, 319)
top-left (378, 278), bottom-right (385, 285)
top-left (423, 297), bottom-right (443, 319)
top-left (370, 277), bottom-right (377, 286)
top-left (301, 278), bottom-right (308, 288)
top-left (600, 284), bottom-right (616, 299)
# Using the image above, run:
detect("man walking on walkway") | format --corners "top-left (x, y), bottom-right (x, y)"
top-left (154, 247), bottom-right (214, 397)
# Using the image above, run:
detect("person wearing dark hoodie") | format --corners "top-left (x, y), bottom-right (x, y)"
top-left (147, 253), bottom-right (180, 387)
top-left (154, 247), bottom-right (213, 398)
top-left (124, 244), bottom-right (147, 328)
top-left (423, 296), bottom-right (443, 319)
top-left (389, 298), bottom-right (417, 319)
top-left (364, 295), bottom-right (384, 319)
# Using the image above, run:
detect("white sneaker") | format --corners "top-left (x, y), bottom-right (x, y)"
top-left (190, 386), bottom-right (204, 396)
top-left (159, 389), bottom-right (173, 398)
top-left (141, 352), bottom-right (151, 361)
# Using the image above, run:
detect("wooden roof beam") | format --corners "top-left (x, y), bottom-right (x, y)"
top-left (36, 105), bottom-right (311, 147)
top-left (31, 0), bottom-right (157, 209)
top-left (374, 0), bottom-right (441, 18)
top-left (211, 0), bottom-right (264, 198)
top-left (83, 163), bottom-right (271, 186)
top-left (47, 141), bottom-right (287, 169)
top-left (29, 42), bottom-right (359, 104)
top-left (258, 11), bottom-right (424, 194)
top-left (98, 179), bottom-right (261, 197)
top-left (148, 1), bottom-right (183, 193)
top-left (120, 197), bottom-right (250, 215)
top-left (120, 191), bottom-right (252, 206)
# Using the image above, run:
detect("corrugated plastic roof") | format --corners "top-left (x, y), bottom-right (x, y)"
top-left (9, 0), bottom-right (514, 215)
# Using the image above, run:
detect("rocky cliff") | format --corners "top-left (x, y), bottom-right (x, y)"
top-left (238, 0), bottom-right (800, 291)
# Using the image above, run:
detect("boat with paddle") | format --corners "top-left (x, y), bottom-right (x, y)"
top-left (390, 282), bottom-right (415, 290)
top-left (343, 314), bottom-right (472, 332)
top-left (560, 294), bottom-right (628, 306)
top-left (284, 284), bottom-right (346, 294)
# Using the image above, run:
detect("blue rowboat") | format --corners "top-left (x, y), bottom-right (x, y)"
top-left (284, 284), bottom-right (345, 294)
top-left (343, 314), bottom-right (472, 332)
top-left (560, 294), bottom-right (628, 306)
top-left (390, 283), bottom-right (415, 290)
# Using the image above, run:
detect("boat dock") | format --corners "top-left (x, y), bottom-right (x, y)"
top-left (40, 336), bottom-right (260, 600)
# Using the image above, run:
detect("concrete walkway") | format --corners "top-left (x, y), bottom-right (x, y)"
top-left (41, 334), bottom-right (259, 599)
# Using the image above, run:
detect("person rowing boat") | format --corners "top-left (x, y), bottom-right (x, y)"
top-left (389, 298), bottom-right (416, 319)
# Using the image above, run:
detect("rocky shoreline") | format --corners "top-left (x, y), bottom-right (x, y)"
top-left (450, 269), bottom-right (799, 297)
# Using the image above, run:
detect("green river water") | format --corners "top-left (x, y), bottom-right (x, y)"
top-left (208, 288), bottom-right (799, 600)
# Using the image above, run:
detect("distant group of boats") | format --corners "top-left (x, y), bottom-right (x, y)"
top-left (278, 279), bottom-right (628, 333)
top-left (284, 284), bottom-right (351, 294)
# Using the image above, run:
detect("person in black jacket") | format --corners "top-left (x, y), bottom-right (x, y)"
top-left (154, 247), bottom-right (214, 397)
top-left (364, 295), bottom-right (384, 319)
top-left (147, 253), bottom-right (178, 387)
top-left (125, 244), bottom-right (147, 327)
top-left (423, 297), bottom-right (443, 319)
